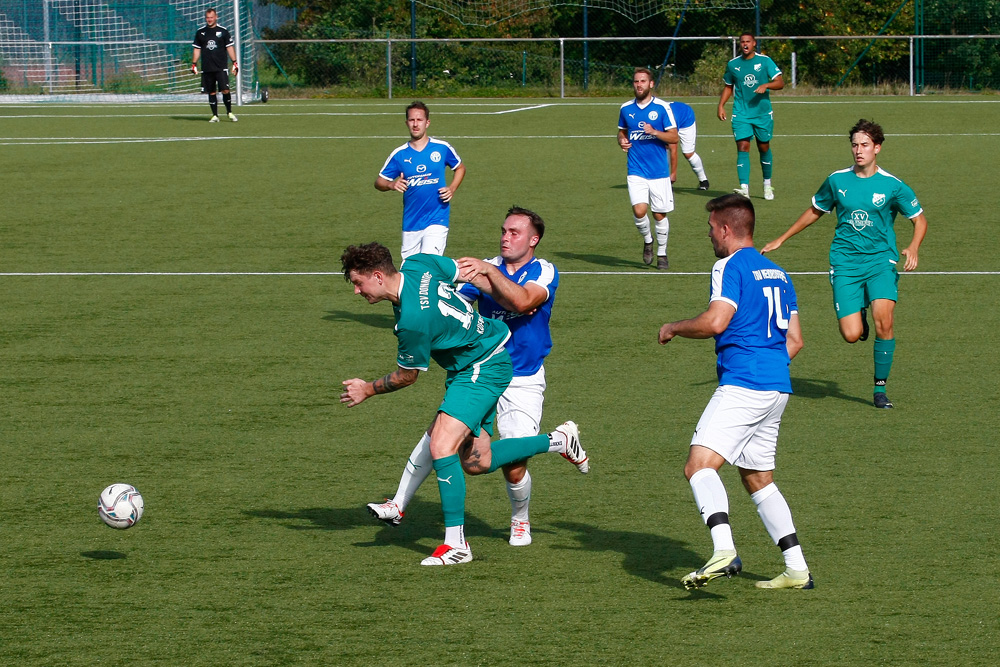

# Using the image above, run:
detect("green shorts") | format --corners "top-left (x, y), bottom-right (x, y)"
top-left (439, 349), bottom-right (513, 437)
top-left (830, 262), bottom-right (898, 318)
top-left (732, 115), bottom-right (774, 143)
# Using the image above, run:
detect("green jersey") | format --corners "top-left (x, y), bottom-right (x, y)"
top-left (723, 53), bottom-right (782, 121)
top-left (393, 253), bottom-right (510, 373)
top-left (812, 166), bottom-right (923, 270)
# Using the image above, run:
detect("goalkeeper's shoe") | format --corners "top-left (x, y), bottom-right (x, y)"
top-left (228, 112), bottom-right (238, 122)
top-left (733, 186), bottom-right (749, 198)
top-left (682, 550), bottom-right (742, 590)
top-left (755, 568), bottom-right (814, 589)
top-left (509, 519), bottom-right (532, 546)
top-left (556, 420), bottom-right (588, 474)
top-left (367, 499), bottom-right (404, 526)
top-left (420, 543), bottom-right (473, 566)
top-left (209, 115), bottom-right (219, 123)
top-left (763, 185), bottom-right (775, 200)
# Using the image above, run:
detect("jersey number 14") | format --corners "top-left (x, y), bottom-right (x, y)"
top-left (762, 286), bottom-right (789, 338)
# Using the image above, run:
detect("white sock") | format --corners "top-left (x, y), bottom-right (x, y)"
top-left (507, 471), bottom-right (531, 522)
top-left (751, 483), bottom-right (807, 571)
top-left (689, 468), bottom-right (735, 552)
top-left (391, 432), bottom-right (433, 512)
top-left (688, 153), bottom-right (707, 180)
top-left (547, 430), bottom-right (566, 454)
top-left (444, 524), bottom-right (466, 549)
top-left (654, 217), bottom-right (670, 255)
top-left (764, 178), bottom-right (772, 187)
top-left (633, 215), bottom-right (653, 244)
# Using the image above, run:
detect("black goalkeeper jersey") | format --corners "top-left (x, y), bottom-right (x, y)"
top-left (192, 24), bottom-right (234, 73)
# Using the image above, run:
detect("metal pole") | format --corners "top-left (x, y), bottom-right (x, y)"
top-left (791, 51), bottom-right (797, 88)
top-left (233, 0), bottom-right (243, 105)
top-left (560, 38), bottom-right (564, 98)
top-left (387, 38), bottom-right (393, 99)
top-left (522, 50), bottom-right (526, 87)
top-left (755, 0), bottom-right (761, 42)
top-left (583, 0), bottom-right (588, 91)
top-left (43, 0), bottom-right (52, 93)
top-left (410, 0), bottom-right (417, 90)
top-left (909, 36), bottom-right (914, 96)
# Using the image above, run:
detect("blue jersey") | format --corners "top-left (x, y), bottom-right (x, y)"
top-left (709, 247), bottom-right (797, 393)
top-left (458, 256), bottom-right (558, 376)
top-left (378, 138), bottom-right (462, 232)
top-left (618, 96), bottom-right (676, 179)
top-left (668, 101), bottom-right (696, 130)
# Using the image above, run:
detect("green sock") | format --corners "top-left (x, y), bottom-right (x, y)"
top-left (760, 149), bottom-right (773, 180)
top-left (873, 337), bottom-right (895, 393)
top-left (433, 454), bottom-right (465, 527)
top-left (736, 150), bottom-right (751, 185)
top-left (487, 434), bottom-right (550, 474)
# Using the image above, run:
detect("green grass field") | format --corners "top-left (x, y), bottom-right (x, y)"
top-left (2, 96), bottom-right (999, 665)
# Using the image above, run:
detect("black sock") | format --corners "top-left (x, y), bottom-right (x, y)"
top-left (208, 95), bottom-right (218, 117)
top-left (223, 93), bottom-right (232, 113)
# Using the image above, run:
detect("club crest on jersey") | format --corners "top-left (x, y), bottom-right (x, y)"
top-left (754, 63), bottom-right (762, 71)
top-left (207, 40), bottom-right (217, 50)
top-left (872, 193), bottom-right (886, 207)
top-left (850, 209), bottom-right (873, 231)
top-left (744, 74), bottom-right (758, 87)
top-left (216, 31), bottom-right (222, 37)
top-left (648, 110), bottom-right (658, 121)
top-left (430, 151), bottom-right (441, 162)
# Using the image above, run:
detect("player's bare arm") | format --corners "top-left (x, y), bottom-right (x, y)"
top-left (375, 175), bottom-right (408, 193)
top-left (718, 85), bottom-right (734, 121)
top-left (227, 46), bottom-right (238, 73)
top-left (191, 48), bottom-right (200, 73)
top-left (341, 367), bottom-right (419, 407)
top-left (617, 128), bottom-right (632, 152)
top-left (643, 124), bottom-right (679, 144)
top-left (761, 206), bottom-right (824, 253)
top-left (755, 74), bottom-right (784, 94)
top-left (786, 313), bottom-right (803, 360)
top-left (900, 212), bottom-right (928, 271)
top-left (439, 163), bottom-right (466, 203)
top-left (659, 300), bottom-right (736, 344)
top-left (459, 258), bottom-right (546, 314)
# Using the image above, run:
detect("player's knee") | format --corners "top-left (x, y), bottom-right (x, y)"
top-left (502, 462), bottom-right (527, 484)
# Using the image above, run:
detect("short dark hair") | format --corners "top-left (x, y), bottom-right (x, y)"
top-left (406, 101), bottom-right (429, 119)
top-left (739, 32), bottom-right (756, 41)
top-left (507, 206), bottom-right (545, 241)
top-left (850, 118), bottom-right (884, 145)
top-left (633, 67), bottom-right (655, 80)
top-left (340, 242), bottom-right (396, 281)
top-left (706, 194), bottom-right (755, 238)
top-left (205, 8), bottom-right (217, 15)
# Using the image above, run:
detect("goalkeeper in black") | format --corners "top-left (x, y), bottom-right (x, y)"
top-left (191, 8), bottom-right (239, 122)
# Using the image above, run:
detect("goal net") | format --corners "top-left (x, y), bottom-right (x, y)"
top-left (416, 0), bottom-right (757, 26)
top-left (0, 0), bottom-right (259, 103)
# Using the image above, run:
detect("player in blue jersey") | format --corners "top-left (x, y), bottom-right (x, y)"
top-left (341, 242), bottom-right (587, 566)
top-left (659, 194), bottom-right (812, 591)
top-left (376, 101), bottom-right (466, 259)
top-left (365, 207), bottom-right (567, 548)
top-left (718, 33), bottom-right (784, 200)
top-left (763, 119), bottom-right (928, 409)
top-left (667, 101), bottom-right (709, 191)
top-left (617, 67), bottom-right (679, 270)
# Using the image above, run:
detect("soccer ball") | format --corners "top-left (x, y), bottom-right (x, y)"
top-left (98, 483), bottom-right (144, 529)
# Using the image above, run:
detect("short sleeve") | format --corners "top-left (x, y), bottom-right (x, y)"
top-left (893, 181), bottom-right (923, 219)
top-left (396, 326), bottom-right (430, 370)
top-left (811, 176), bottom-right (836, 213)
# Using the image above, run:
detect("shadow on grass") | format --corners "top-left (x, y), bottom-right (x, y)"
top-left (791, 376), bottom-right (871, 405)
top-left (169, 115), bottom-right (216, 122)
top-left (81, 551), bottom-right (127, 560)
top-left (551, 251), bottom-right (644, 269)
top-left (322, 310), bottom-right (395, 329)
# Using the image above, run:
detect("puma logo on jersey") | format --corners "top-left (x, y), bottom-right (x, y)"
top-left (838, 189), bottom-right (848, 196)
top-left (404, 157), bottom-right (412, 163)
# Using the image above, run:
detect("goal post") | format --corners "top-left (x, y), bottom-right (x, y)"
top-left (0, 0), bottom-right (259, 104)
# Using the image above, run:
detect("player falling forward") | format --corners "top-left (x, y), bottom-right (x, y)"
top-left (717, 33), bottom-right (784, 199)
top-left (617, 67), bottom-right (679, 270)
top-left (341, 243), bottom-right (588, 565)
top-left (376, 101), bottom-right (466, 259)
top-left (191, 8), bottom-right (238, 123)
top-left (763, 119), bottom-right (928, 409)
top-left (667, 101), bottom-right (710, 190)
top-left (367, 207), bottom-right (561, 547)
top-left (659, 194), bottom-right (812, 590)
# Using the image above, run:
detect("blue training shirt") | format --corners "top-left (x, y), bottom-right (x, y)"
top-left (709, 247), bottom-right (797, 393)
top-left (668, 101), bottom-right (696, 130)
top-left (378, 138), bottom-right (462, 232)
top-left (617, 96), bottom-right (676, 179)
top-left (458, 255), bottom-right (558, 376)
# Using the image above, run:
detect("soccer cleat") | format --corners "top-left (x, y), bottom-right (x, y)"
top-left (657, 255), bottom-right (669, 271)
top-left (733, 186), bottom-right (749, 198)
top-left (873, 392), bottom-right (894, 409)
top-left (859, 307), bottom-right (870, 342)
top-left (763, 185), bottom-right (775, 200)
top-left (682, 550), bottom-right (742, 590)
top-left (228, 112), bottom-right (238, 122)
top-left (755, 569), bottom-right (814, 589)
top-left (556, 420), bottom-right (588, 474)
top-left (698, 180), bottom-right (710, 191)
top-left (642, 241), bottom-right (654, 265)
top-left (367, 499), bottom-right (404, 526)
top-left (420, 543), bottom-right (473, 566)
top-left (509, 519), bottom-right (532, 546)
top-left (209, 115), bottom-right (219, 123)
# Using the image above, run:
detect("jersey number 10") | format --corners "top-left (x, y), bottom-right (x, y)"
top-left (762, 286), bottom-right (789, 338)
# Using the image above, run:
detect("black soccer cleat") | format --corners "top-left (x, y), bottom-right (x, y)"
top-left (873, 393), bottom-right (894, 409)
top-left (698, 180), bottom-right (710, 191)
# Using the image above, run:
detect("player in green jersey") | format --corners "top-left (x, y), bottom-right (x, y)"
top-left (339, 243), bottom-right (589, 565)
top-left (762, 119), bottom-right (928, 409)
top-left (718, 33), bottom-right (784, 200)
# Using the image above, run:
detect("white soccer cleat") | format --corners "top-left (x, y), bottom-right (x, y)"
top-left (209, 115), bottom-right (219, 123)
top-left (420, 544), bottom-right (473, 566)
top-left (556, 420), bottom-right (588, 474)
top-left (733, 186), bottom-right (749, 198)
top-left (763, 185), bottom-right (775, 200)
top-left (366, 499), bottom-right (404, 526)
top-left (509, 519), bottom-right (532, 546)
top-left (228, 112), bottom-right (238, 122)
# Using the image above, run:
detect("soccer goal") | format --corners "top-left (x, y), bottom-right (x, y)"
top-left (415, 0), bottom-right (756, 26)
top-left (0, 0), bottom-right (259, 104)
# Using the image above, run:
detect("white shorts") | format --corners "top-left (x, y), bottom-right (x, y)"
top-left (496, 366), bottom-right (546, 439)
top-left (690, 385), bottom-right (789, 471)
top-left (677, 123), bottom-right (697, 155)
top-left (401, 224), bottom-right (449, 259)
top-left (627, 175), bottom-right (674, 214)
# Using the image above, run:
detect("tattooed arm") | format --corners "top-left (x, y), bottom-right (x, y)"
top-left (341, 367), bottom-right (420, 408)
